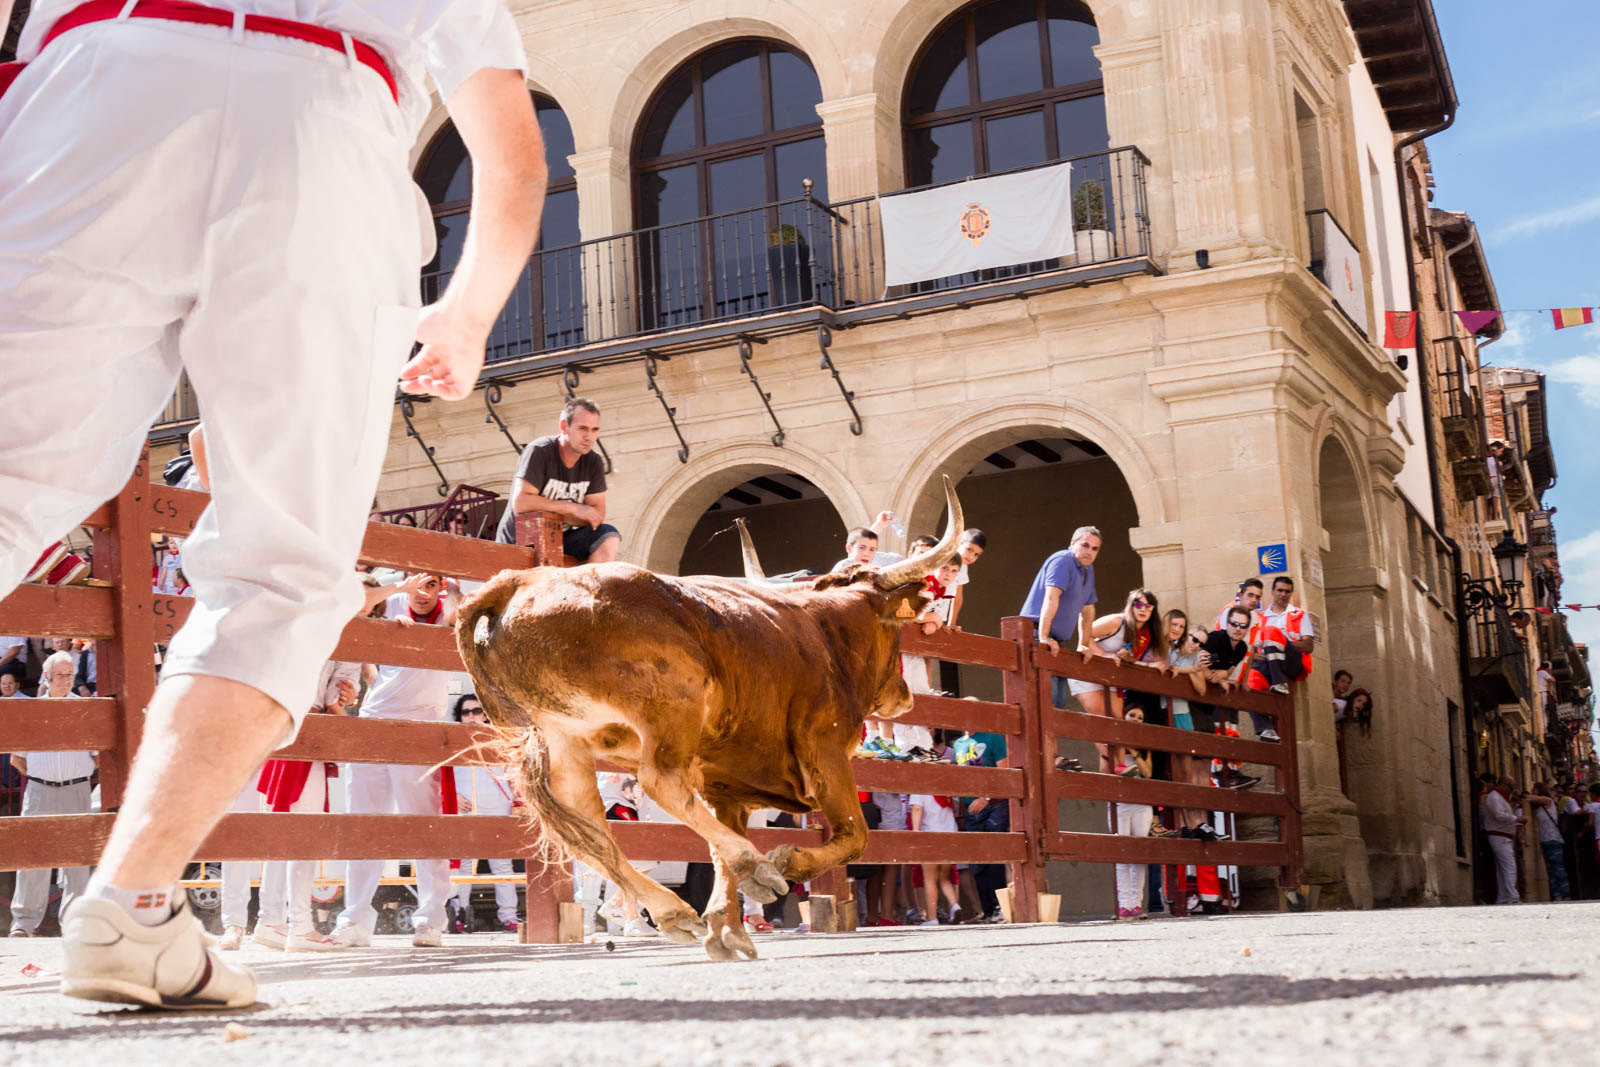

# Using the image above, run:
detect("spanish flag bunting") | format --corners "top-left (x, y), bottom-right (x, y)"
top-left (1551, 307), bottom-right (1594, 330)
top-left (1383, 310), bottom-right (1418, 349)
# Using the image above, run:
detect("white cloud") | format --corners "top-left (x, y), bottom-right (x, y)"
top-left (1542, 355), bottom-right (1600, 407)
top-left (1494, 192), bottom-right (1600, 242)
top-left (1567, 528), bottom-right (1600, 564)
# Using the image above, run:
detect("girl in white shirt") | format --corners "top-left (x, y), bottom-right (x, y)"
top-left (908, 794), bottom-right (961, 924)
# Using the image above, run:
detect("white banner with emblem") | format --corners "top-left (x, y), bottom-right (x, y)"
top-left (1321, 213), bottom-right (1367, 331)
top-left (878, 162), bottom-right (1074, 288)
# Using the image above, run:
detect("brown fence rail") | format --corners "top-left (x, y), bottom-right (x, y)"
top-left (0, 459), bottom-right (1300, 941)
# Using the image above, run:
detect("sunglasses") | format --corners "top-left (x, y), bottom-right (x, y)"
top-left (1226, 620), bottom-right (1249, 629)
top-left (1132, 599), bottom-right (1151, 609)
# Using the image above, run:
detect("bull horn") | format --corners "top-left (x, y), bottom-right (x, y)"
top-left (874, 475), bottom-right (963, 591)
top-left (734, 518), bottom-right (766, 583)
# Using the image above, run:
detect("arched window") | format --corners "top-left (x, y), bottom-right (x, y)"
top-left (633, 41), bottom-right (829, 328)
top-left (417, 93), bottom-right (581, 360)
top-left (903, 0), bottom-right (1107, 186)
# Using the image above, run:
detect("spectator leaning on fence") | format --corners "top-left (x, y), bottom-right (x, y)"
top-left (494, 397), bottom-right (619, 563)
top-left (8, 651), bottom-right (95, 937)
top-left (1020, 525), bottom-right (1102, 708)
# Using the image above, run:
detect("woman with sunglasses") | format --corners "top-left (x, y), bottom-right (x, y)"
top-left (1069, 589), bottom-right (1165, 773)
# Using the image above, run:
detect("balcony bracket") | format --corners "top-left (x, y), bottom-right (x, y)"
top-left (561, 366), bottom-right (614, 474)
top-left (482, 381), bottom-right (524, 456)
top-left (399, 395), bottom-right (451, 498)
top-left (737, 336), bottom-right (785, 448)
top-left (644, 354), bottom-right (690, 464)
top-left (816, 324), bottom-right (862, 435)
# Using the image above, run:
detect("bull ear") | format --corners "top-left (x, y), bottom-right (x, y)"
top-left (878, 583), bottom-right (931, 625)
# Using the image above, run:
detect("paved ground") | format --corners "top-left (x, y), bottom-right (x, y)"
top-left (1, 903), bottom-right (1594, 1064)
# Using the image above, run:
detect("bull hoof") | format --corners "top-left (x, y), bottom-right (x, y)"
top-left (654, 909), bottom-right (707, 945)
top-left (737, 859), bottom-right (789, 904)
top-left (720, 923), bottom-right (759, 961)
top-left (703, 935), bottom-right (737, 962)
top-left (765, 844), bottom-right (798, 878)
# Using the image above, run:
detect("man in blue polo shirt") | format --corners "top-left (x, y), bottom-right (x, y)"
top-left (1019, 525), bottom-right (1102, 709)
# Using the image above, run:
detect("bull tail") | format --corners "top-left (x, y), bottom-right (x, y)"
top-left (454, 570), bottom-right (531, 730)
top-left (514, 728), bottom-right (631, 879)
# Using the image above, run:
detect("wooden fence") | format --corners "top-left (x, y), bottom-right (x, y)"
top-left (0, 459), bottom-right (1300, 940)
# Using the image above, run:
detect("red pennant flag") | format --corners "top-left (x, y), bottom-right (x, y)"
top-left (1551, 307), bottom-right (1594, 330)
top-left (1566, 604), bottom-right (1584, 612)
top-left (1383, 310), bottom-right (1418, 349)
top-left (1455, 310), bottom-right (1502, 334)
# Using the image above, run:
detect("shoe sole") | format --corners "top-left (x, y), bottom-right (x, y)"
top-left (61, 976), bottom-right (253, 1009)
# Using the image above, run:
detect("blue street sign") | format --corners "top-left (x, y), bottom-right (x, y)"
top-left (1257, 543), bottom-right (1287, 574)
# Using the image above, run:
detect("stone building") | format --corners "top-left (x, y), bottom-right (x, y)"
top-left (148, 0), bottom-right (1488, 910)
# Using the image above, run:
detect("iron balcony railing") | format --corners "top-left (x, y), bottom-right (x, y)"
top-left (422, 147), bottom-right (1152, 368)
top-left (1436, 339), bottom-right (1477, 422)
top-left (150, 149), bottom-right (1152, 434)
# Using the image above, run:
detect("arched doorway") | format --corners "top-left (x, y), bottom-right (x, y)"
top-left (904, 430), bottom-right (1142, 700)
top-left (675, 472), bottom-right (843, 578)
top-left (1317, 437), bottom-right (1381, 849)
top-left (633, 40), bottom-right (829, 328)
top-left (416, 94), bottom-right (581, 360)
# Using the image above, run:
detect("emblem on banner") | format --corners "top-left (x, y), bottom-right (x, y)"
top-left (958, 202), bottom-right (991, 245)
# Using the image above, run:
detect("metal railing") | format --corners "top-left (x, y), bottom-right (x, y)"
top-left (374, 483), bottom-right (501, 539)
top-left (416, 147), bottom-right (1153, 368)
top-left (1436, 340), bottom-right (1477, 423)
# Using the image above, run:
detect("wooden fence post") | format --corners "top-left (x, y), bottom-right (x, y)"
top-left (91, 454), bottom-right (159, 810)
top-left (514, 512), bottom-right (564, 567)
top-left (522, 852), bottom-right (575, 944)
top-left (1000, 616), bottom-right (1044, 923)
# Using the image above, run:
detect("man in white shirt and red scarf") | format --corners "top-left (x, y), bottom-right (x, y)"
top-left (333, 573), bottom-right (461, 947)
top-left (1480, 776), bottom-right (1525, 905)
top-left (1, 0), bottom-right (545, 1008)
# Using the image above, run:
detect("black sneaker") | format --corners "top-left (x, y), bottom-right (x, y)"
top-left (1200, 901), bottom-right (1223, 916)
top-left (1178, 826), bottom-right (1195, 840)
top-left (1193, 822), bottom-right (1220, 842)
top-left (1228, 774), bottom-right (1262, 790)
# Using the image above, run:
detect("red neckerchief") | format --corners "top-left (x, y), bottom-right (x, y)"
top-left (1130, 628), bottom-right (1152, 660)
top-left (409, 596), bottom-right (443, 625)
top-left (924, 575), bottom-right (952, 601)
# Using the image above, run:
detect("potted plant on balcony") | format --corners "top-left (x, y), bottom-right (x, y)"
top-left (767, 223), bottom-right (814, 306)
top-left (1071, 179), bottom-right (1113, 262)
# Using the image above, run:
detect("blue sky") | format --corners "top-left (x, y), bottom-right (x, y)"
top-left (1428, 1), bottom-right (1600, 680)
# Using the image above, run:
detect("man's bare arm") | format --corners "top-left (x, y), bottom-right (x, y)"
top-left (9, 755), bottom-right (23, 776)
top-left (1037, 586), bottom-right (1063, 653)
top-left (508, 479), bottom-right (598, 526)
top-left (401, 68), bottom-right (546, 401)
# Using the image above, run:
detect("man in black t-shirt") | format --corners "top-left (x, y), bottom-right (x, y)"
top-left (493, 397), bottom-right (621, 561)
top-left (1189, 607), bottom-right (1258, 789)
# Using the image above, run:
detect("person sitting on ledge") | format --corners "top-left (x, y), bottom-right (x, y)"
top-left (494, 396), bottom-right (620, 562)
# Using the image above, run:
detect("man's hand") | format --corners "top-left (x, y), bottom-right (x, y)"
top-left (573, 503), bottom-right (602, 529)
top-left (457, 796), bottom-right (474, 815)
top-left (394, 614), bottom-right (415, 629)
top-left (332, 680), bottom-right (358, 710)
top-left (1041, 637), bottom-right (1060, 654)
top-left (396, 572), bottom-right (434, 596)
top-left (968, 797), bottom-right (989, 813)
top-left (399, 303), bottom-right (487, 401)
top-left (921, 619), bottom-right (939, 636)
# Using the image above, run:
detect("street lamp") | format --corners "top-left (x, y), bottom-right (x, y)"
top-left (1493, 531), bottom-right (1527, 600)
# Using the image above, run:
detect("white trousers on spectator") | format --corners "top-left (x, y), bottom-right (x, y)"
top-left (219, 780), bottom-right (262, 930)
top-left (1488, 835), bottom-right (1520, 905)
top-left (336, 763), bottom-right (450, 935)
top-left (9, 781), bottom-right (92, 933)
top-left (1114, 803), bottom-right (1153, 911)
top-left (455, 858), bottom-right (518, 923)
top-left (258, 765), bottom-right (331, 935)
top-left (0, 20), bottom-right (420, 737)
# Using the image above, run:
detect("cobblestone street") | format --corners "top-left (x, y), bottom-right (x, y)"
top-left (2, 903), bottom-right (1594, 1065)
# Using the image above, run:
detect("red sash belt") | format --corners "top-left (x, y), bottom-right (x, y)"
top-left (1, 0), bottom-right (396, 104)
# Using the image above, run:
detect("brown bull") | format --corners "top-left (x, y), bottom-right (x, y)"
top-left (455, 477), bottom-right (963, 961)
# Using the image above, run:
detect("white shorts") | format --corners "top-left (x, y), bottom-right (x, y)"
top-left (0, 21), bottom-right (421, 739)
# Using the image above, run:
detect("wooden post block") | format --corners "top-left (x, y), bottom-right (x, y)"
top-left (514, 512), bottom-right (564, 567)
top-left (995, 886), bottom-right (1013, 923)
top-left (809, 893), bottom-right (838, 933)
top-left (557, 901), bottom-right (586, 943)
top-left (1036, 893), bottom-right (1061, 923)
top-left (838, 898), bottom-right (859, 932)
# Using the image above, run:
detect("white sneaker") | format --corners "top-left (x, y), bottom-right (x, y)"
top-left (597, 900), bottom-right (624, 924)
top-left (332, 924), bottom-right (372, 948)
top-left (1260, 729), bottom-right (1281, 742)
top-left (217, 926), bottom-right (244, 951)
top-left (286, 930), bottom-right (345, 952)
top-left (59, 897), bottom-right (257, 1009)
top-left (621, 918), bottom-right (658, 938)
top-left (249, 923), bottom-right (286, 950)
top-left (411, 925), bottom-right (443, 948)
top-left (919, 919), bottom-right (940, 927)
